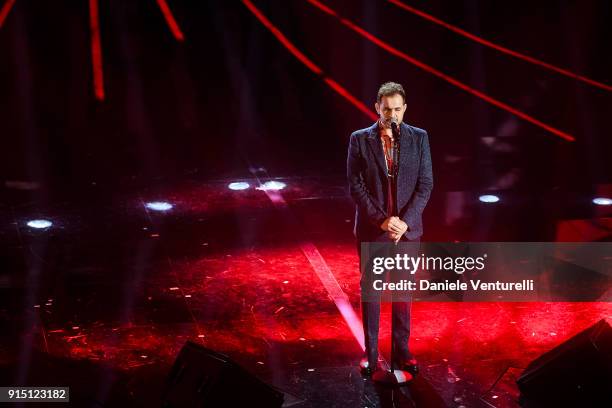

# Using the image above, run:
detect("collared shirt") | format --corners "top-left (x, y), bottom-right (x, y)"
top-left (379, 120), bottom-right (395, 174)
top-left (379, 120), bottom-right (398, 216)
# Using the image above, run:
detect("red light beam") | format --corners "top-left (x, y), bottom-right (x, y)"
top-left (242, 0), bottom-right (377, 121)
top-left (0, 0), bottom-right (16, 28)
top-left (306, 0), bottom-right (575, 142)
top-left (155, 0), bottom-right (184, 42)
top-left (387, 0), bottom-right (612, 93)
top-left (88, 0), bottom-right (105, 101)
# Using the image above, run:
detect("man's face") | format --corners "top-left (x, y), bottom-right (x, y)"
top-left (375, 94), bottom-right (407, 128)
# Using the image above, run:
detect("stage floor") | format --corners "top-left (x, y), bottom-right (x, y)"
top-left (1, 176), bottom-right (610, 407)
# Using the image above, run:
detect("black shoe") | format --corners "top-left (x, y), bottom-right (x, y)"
top-left (361, 366), bottom-right (378, 377)
top-left (401, 358), bottom-right (419, 376)
top-left (392, 356), bottom-right (419, 376)
top-left (359, 356), bottom-right (378, 377)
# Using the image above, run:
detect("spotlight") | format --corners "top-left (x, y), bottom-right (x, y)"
top-left (257, 181), bottom-right (286, 191)
top-left (593, 197), bottom-right (612, 206)
top-left (145, 201), bottom-right (173, 211)
top-left (228, 182), bottom-right (250, 191)
top-left (479, 194), bottom-right (500, 203)
top-left (27, 219), bottom-right (53, 229)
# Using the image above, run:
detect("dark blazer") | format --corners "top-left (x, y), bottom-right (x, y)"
top-left (347, 121), bottom-right (433, 241)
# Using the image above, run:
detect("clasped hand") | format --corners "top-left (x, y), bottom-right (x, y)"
top-left (380, 216), bottom-right (408, 243)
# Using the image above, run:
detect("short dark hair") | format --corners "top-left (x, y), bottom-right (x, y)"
top-left (377, 82), bottom-right (406, 103)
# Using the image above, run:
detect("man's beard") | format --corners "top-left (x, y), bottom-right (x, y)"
top-left (379, 117), bottom-right (397, 129)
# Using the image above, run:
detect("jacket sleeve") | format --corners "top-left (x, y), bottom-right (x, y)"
top-left (347, 132), bottom-right (387, 228)
top-left (400, 130), bottom-right (433, 232)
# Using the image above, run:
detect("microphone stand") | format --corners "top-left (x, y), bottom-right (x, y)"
top-left (372, 122), bottom-right (413, 386)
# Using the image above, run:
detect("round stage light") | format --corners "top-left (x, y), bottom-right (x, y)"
top-left (27, 219), bottom-right (53, 229)
top-left (593, 197), bottom-right (612, 206)
top-left (479, 194), bottom-right (500, 203)
top-left (228, 182), bottom-right (250, 191)
top-left (258, 181), bottom-right (286, 191)
top-left (145, 201), bottom-right (173, 211)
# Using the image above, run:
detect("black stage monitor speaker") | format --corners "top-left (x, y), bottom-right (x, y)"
top-left (517, 319), bottom-right (612, 406)
top-left (162, 341), bottom-right (284, 407)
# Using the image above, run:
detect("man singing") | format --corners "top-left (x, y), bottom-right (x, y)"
top-left (347, 82), bottom-right (433, 376)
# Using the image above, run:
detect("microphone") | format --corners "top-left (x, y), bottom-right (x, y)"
top-left (390, 118), bottom-right (400, 178)
top-left (390, 118), bottom-right (399, 135)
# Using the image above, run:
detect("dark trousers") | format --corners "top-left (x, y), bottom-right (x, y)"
top-left (358, 235), bottom-right (420, 369)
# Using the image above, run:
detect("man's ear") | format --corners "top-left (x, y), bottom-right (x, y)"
top-left (375, 102), bottom-right (380, 114)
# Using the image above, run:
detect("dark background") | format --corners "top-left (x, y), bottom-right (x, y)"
top-left (0, 3), bottom-right (611, 406)
top-left (1, 0), bottom-right (611, 231)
